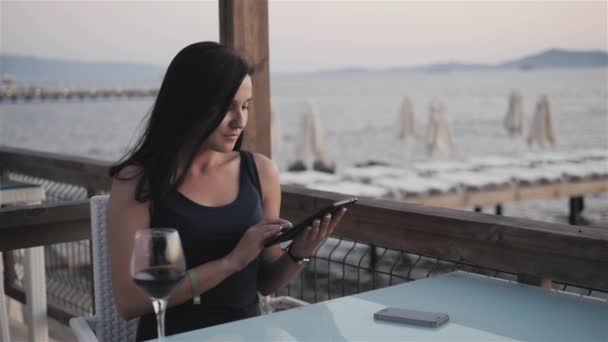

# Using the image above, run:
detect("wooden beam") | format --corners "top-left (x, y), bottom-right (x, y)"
top-left (281, 186), bottom-right (608, 291)
top-left (219, 0), bottom-right (272, 157)
top-left (0, 200), bottom-right (91, 251)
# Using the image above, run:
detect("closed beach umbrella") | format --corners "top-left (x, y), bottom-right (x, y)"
top-left (294, 106), bottom-right (313, 170)
top-left (503, 90), bottom-right (525, 138)
top-left (527, 95), bottom-right (556, 149)
top-left (425, 99), bottom-right (456, 157)
top-left (291, 102), bottom-right (335, 172)
top-left (398, 96), bottom-right (421, 141)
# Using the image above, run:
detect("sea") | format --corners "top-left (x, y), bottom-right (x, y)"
top-left (1, 67), bottom-right (607, 225)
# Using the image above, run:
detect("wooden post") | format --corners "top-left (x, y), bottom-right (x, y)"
top-left (495, 204), bottom-right (503, 216)
top-left (0, 252), bottom-right (11, 342)
top-left (569, 196), bottom-right (585, 225)
top-left (369, 245), bottom-right (377, 271)
top-left (219, 0), bottom-right (272, 157)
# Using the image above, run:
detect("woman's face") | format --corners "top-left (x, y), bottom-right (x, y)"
top-left (204, 75), bottom-right (252, 152)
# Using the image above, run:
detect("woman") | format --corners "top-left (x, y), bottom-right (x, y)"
top-left (107, 42), bottom-right (346, 340)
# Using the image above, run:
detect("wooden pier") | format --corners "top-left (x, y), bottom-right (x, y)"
top-left (0, 86), bottom-right (158, 103)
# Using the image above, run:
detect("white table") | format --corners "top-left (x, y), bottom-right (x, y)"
top-left (164, 271), bottom-right (608, 341)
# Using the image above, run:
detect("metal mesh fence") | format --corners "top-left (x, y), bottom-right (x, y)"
top-left (276, 237), bottom-right (608, 303)
top-left (45, 241), bottom-right (93, 316)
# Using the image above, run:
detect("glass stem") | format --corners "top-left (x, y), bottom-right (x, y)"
top-left (152, 298), bottom-right (168, 341)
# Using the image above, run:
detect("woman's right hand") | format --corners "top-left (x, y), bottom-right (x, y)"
top-left (226, 219), bottom-right (291, 271)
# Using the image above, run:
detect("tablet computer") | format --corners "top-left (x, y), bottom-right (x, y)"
top-left (264, 197), bottom-right (357, 247)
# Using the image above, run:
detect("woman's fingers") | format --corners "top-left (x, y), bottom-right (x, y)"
top-left (256, 218), bottom-right (292, 238)
top-left (258, 224), bottom-right (282, 242)
top-left (261, 224), bottom-right (283, 241)
top-left (308, 213), bottom-right (336, 243)
top-left (320, 214), bottom-right (332, 238)
top-left (289, 208), bottom-right (350, 257)
top-left (310, 219), bottom-right (321, 241)
top-left (304, 225), bottom-right (313, 237)
top-left (329, 208), bottom-right (347, 229)
top-left (262, 218), bottom-right (292, 228)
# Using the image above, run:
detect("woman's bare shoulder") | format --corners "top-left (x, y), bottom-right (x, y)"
top-left (251, 152), bottom-right (280, 201)
top-left (110, 165), bottom-right (145, 204)
top-left (252, 152), bottom-right (279, 180)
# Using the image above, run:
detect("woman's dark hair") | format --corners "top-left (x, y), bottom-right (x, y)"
top-left (109, 42), bottom-right (252, 206)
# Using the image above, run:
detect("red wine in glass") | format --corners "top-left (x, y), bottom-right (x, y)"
top-left (132, 266), bottom-right (185, 299)
top-left (131, 228), bottom-right (186, 341)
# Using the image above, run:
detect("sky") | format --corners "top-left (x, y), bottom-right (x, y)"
top-left (1, 0), bottom-right (607, 73)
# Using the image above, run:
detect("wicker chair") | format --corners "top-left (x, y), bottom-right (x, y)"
top-left (70, 195), bottom-right (307, 342)
top-left (70, 195), bottom-right (138, 341)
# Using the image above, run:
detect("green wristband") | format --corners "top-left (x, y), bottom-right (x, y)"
top-left (187, 269), bottom-right (201, 305)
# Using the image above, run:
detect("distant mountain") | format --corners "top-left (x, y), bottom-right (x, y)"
top-left (406, 61), bottom-right (491, 73)
top-left (320, 48), bottom-right (608, 74)
top-left (306, 62), bottom-right (490, 76)
top-left (0, 55), bottom-right (165, 82)
top-left (497, 48), bottom-right (608, 69)
top-left (2, 48), bottom-right (607, 81)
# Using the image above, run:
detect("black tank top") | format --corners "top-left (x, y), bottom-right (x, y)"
top-left (136, 150), bottom-right (265, 341)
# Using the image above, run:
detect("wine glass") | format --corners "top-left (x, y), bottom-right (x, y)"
top-left (131, 228), bottom-right (186, 341)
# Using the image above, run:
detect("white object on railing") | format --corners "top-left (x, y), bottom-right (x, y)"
top-left (1, 252), bottom-right (11, 342)
top-left (70, 195), bottom-right (138, 342)
top-left (24, 247), bottom-right (49, 342)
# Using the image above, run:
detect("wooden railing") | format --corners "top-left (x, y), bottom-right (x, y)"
top-left (0, 200), bottom-right (91, 251)
top-left (1, 146), bottom-right (607, 291)
top-left (0, 145), bottom-right (109, 194)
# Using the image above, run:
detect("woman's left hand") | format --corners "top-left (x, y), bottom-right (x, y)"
top-left (289, 208), bottom-right (348, 258)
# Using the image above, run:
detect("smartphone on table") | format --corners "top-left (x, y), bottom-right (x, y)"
top-left (374, 307), bottom-right (449, 328)
top-left (264, 197), bottom-right (357, 247)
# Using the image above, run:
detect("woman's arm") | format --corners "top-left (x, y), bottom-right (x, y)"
top-left (107, 167), bottom-right (282, 320)
top-left (255, 154), bottom-right (345, 295)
